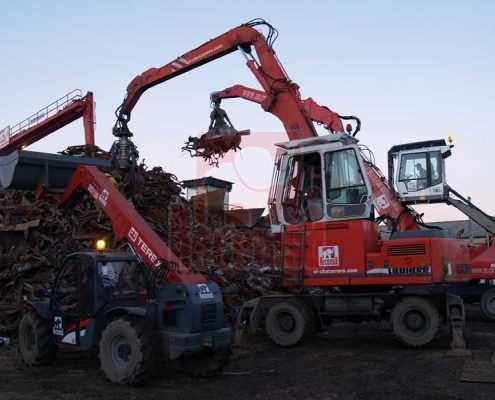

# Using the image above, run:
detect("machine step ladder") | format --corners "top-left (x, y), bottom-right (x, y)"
top-left (281, 229), bottom-right (306, 286)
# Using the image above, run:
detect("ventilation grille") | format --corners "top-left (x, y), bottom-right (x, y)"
top-left (387, 244), bottom-right (426, 256)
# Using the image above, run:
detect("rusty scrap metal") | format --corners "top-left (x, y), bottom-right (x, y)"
top-left (182, 129), bottom-right (249, 167)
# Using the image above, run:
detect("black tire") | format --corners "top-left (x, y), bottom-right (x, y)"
top-left (391, 297), bottom-right (440, 347)
top-left (18, 312), bottom-right (57, 366)
top-left (265, 300), bottom-right (311, 347)
top-left (480, 288), bottom-right (495, 321)
top-left (180, 351), bottom-right (230, 377)
top-left (98, 317), bottom-right (155, 385)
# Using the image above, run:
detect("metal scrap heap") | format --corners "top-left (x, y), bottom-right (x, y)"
top-left (0, 149), bottom-right (280, 333)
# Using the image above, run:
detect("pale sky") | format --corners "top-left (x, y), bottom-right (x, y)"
top-left (1, 1), bottom-right (494, 221)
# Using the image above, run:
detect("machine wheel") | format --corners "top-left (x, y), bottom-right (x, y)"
top-left (265, 300), bottom-right (312, 347)
top-left (179, 351), bottom-right (230, 377)
top-left (99, 317), bottom-right (155, 385)
top-left (391, 297), bottom-right (440, 347)
top-left (480, 288), bottom-right (495, 321)
top-left (18, 312), bottom-right (57, 366)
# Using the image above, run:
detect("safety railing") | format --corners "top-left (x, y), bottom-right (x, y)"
top-left (7, 89), bottom-right (83, 140)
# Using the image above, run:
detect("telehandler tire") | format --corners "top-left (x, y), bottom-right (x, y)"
top-left (265, 300), bottom-right (312, 347)
top-left (18, 312), bottom-right (57, 366)
top-left (99, 317), bottom-right (155, 385)
top-left (480, 288), bottom-right (495, 321)
top-left (391, 297), bottom-right (440, 347)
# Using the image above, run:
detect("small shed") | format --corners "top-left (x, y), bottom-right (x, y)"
top-left (182, 176), bottom-right (233, 211)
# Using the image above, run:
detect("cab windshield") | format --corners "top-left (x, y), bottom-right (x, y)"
top-left (325, 148), bottom-right (367, 204)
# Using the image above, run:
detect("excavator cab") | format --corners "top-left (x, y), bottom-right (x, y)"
top-left (388, 139), bottom-right (453, 204)
top-left (269, 133), bottom-right (373, 226)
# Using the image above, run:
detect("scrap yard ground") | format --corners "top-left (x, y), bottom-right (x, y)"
top-left (1, 306), bottom-right (494, 400)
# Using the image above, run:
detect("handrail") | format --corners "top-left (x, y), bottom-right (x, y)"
top-left (8, 89), bottom-right (83, 139)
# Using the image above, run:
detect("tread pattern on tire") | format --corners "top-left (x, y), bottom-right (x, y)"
top-left (98, 316), bottom-right (155, 385)
top-left (480, 288), bottom-right (495, 322)
top-left (19, 312), bottom-right (57, 366)
top-left (265, 299), bottom-right (313, 347)
top-left (391, 296), bottom-right (440, 348)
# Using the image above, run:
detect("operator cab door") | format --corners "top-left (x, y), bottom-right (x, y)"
top-left (324, 148), bottom-right (372, 220)
top-left (52, 254), bottom-right (95, 348)
top-left (281, 152), bottom-right (324, 225)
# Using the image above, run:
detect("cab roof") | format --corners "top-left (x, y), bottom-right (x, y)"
top-left (275, 133), bottom-right (358, 150)
top-left (388, 139), bottom-right (447, 155)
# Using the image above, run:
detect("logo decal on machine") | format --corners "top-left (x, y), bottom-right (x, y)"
top-left (367, 266), bottom-right (432, 276)
top-left (53, 316), bottom-right (63, 336)
top-left (373, 195), bottom-right (390, 212)
top-left (197, 284), bottom-right (214, 299)
top-left (318, 245), bottom-right (340, 267)
top-left (127, 227), bottom-right (161, 267)
top-left (87, 184), bottom-right (109, 208)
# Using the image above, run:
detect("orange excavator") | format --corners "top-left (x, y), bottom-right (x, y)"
top-left (110, 19), bottom-right (495, 350)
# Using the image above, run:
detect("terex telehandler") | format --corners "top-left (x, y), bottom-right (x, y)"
top-left (109, 18), bottom-right (495, 349)
top-left (0, 92), bottom-right (231, 384)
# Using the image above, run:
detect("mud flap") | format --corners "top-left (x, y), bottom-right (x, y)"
top-left (446, 293), bottom-right (471, 356)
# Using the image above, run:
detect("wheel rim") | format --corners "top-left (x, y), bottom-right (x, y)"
top-left (486, 294), bottom-right (495, 315)
top-left (277, 311), bottom-right (296, 333)
top-left (23, 324), bottom-right (35, 351)
top-left (111, 335), bottom-right (132, 369)
top-left (404, 310), bottom-right (428, 333)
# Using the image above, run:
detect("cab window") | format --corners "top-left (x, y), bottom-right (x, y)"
top-left (325, 149), bottom-right (367, 204)
top-left (399, 151), bottom-right (442, 191)
top-left (97, 260), bottom-right (148, 296)
top-left (282, 152), bottom-right (323, 224)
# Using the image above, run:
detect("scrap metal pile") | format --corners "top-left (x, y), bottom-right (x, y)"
top-left (0, 147), bottom-right (280, 333)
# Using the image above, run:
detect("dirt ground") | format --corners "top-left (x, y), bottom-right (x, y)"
top-left (1, 306), bottom-right (494, 400)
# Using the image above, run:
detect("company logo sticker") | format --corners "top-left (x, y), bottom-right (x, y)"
top-left (53, 316), bottom-right (63, 336)
top-left (197, 283), bottom-right (214, 299)
top-left (318, 245), bottom-right (340, 267)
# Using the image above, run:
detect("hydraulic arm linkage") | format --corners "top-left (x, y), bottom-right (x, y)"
top-left (112, 19), bottom-right (335, 168)
top-left (112, 17), bottom-right (421, 231)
